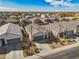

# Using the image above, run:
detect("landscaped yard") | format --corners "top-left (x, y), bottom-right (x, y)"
top-left (21, 29), bottom-right (40, 57)
top-left (49, 39), bottom-right (76, 49)
top-left (22, 42), bottom-right (40, 57)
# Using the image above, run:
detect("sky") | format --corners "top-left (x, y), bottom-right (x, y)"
top-left (0, 0), bottom-right (79, 12)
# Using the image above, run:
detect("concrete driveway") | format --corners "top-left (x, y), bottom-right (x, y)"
top-left (5, 40), bottom-right (23, 59)
top-left (35, 40), bottom-right (51, 53)
top-left (35, 42), bottom-right (51, 53)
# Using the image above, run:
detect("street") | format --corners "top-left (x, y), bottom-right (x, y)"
top-left (39, 47), bottom-right (79, 59)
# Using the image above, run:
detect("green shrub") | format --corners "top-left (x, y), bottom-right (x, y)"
top-left (63, 35), bottom-right (68, 39)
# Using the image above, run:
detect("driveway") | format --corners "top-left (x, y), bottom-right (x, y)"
top-left (35, 40), bottom-right (51, 53)
top-left (5, 40), bottom-right (23, 59)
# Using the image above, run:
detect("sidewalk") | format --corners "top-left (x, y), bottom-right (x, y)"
top-left (25, 43), bottom-right (79, 59)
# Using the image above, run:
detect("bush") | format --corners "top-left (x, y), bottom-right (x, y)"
top-left (35, 48), bottom-right (40, 53)
top-left (63, 35), bottom-right (68, 39)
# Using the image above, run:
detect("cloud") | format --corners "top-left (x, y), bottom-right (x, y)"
top-left (45, 0), bottom-right (78, 7)
top-left (0, 6), bottom-right (19, 11)
top-left (0, 6), bottom-right (57, 12)
top-left (45, 0), bottom-right (53, 2)
top-left (0, 6), bottom-right (27, 12)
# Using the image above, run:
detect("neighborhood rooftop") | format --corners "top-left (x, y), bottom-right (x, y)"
top-left (0, 23), bottom-right (22, 39)
top-left (41, 20), bottom-right (79, 33)
top-left (25, 23), bottom-right (49, 36)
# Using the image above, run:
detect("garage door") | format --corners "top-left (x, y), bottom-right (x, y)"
top-left (7, 38), bottom-right (20, 44)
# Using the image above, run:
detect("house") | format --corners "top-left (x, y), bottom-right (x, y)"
top-left (19, 18), bottom-right (32, 26)
top-left (41, 20), bottom-right (79, 39)
top-left (25, 23), bottom-right (50, 41)
top-left (44, 18), bottom-right (53, 23)
top-left (29, 17), bottom-right (41, 23)
top-left (0, 16), bottom-right (6, 26)
top-left (0, 23), bottom-right (22, 47)
top-left (40, 17), bottom-right (47, 23)
top-left (6, 15), bottom-right (19, 24)
top-left (41, 14), bottom-right (46, 18)
top-left (27, 17), bottom-right (45, 25)
top-left (63, 17), bottom-right (74, 20)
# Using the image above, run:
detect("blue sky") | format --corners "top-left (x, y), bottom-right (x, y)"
top-left (0, 0), bottom-right (79, 12)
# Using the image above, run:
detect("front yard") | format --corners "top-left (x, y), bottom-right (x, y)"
top-left (22, 42), bottom-right (40, 57)
top-left (21, 29), bottom-right (40, 57)
top-left (49, 38), bottom-right (76, 49)
top-left (21, 27), bottom-right (77, 57)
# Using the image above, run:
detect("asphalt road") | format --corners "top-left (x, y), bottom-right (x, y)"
top-left (39, 47), bottom-right (79, 59)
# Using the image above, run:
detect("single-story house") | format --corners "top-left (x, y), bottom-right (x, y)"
top-left (41, 20), bottom-right (79, 39)
top-left (0, 23), bottom-right (22, 47)
top-left (44, 18), bottom-right (53, 23)
top-left (6, 15), bottom-right (19, 24)
top-left (29, 17), bottom-right (43, 23)
top-left (40, 17), bottom-right (48, 23)
top-left (0, 16), bottom-right (6, 26)
top-left (19, 18), bottom-right (32, 26)
top-left (63, 17), bottom-right (74, 20)
top-left (25, 23), bottom-right (50, 41)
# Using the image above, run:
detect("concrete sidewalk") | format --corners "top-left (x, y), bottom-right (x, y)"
top-left (25, 43), bottom-right (79, 59)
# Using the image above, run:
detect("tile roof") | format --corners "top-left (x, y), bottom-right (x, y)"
top-left (41, 20), bottom-right (79, 33)
top-left (0, 23), bottom-right (22, 36)
top-left (25, 23), bottom-right (49, 36)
